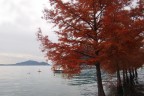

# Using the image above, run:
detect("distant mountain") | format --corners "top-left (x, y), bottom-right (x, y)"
top-left (15, 60), bottom-right (50, 66)
top-left (0, 60), bottom-right (50, 66)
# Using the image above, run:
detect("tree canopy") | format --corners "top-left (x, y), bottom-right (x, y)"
top-left (38, 0), bottom-right (144, 74)
top-left (37, 0), bottom-right (144, 95)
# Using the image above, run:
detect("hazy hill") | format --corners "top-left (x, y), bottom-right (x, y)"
top-left (0, 60), bottom-right (50, 66)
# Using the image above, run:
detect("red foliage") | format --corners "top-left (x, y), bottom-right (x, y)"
top-left (37, 0), bottom-right (144, 75)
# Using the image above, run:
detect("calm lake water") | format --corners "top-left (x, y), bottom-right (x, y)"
top-left (0, 66), bottom-right (98, 96)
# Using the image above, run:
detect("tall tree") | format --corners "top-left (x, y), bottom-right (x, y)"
top-left (99, 1), bottom-right (144, 95)
top-left (100, 0), bottom-right (144, 76)
top-left (37, 0), bottom-right (144, 96)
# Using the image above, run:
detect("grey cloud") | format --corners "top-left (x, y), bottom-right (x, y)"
top-left (0, 0), bottom-right (55, 64)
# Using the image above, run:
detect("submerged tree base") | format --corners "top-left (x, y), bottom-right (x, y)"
top-left (107, 80), bottom-right (144, 96)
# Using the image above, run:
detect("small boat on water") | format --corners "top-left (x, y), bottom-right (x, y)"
top-left (38, 69), bottom-right (41, 72)
top-left (54, 69), bottom-right (63, 73)
top-left (52, 66), bottom-right (64, 73)
top-left (53, 67), bottom-right (63, 73)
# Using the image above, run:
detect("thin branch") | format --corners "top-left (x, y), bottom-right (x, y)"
top-left (74, 50), bottom-right (95, 58)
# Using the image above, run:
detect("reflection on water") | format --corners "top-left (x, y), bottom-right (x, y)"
top-left (0, 66), bottom-right (79, 96)
top-left (0, 66), bottom-right (98, 96)
top-left (68, 69), bottom-right (96, 85)
top-left (0, 66), bottom-right (143, 96)
top-left (69, 69), bottom-right (98, 96)
top-left (65, 67), bottom-right (110, 86)
top-left (0, 66), bottom-right (129, 96)
top-left (53, 68), bottom-right (99, 96)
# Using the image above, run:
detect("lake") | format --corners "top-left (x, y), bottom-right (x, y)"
top-left (0, 66), bottom-right (99, 96)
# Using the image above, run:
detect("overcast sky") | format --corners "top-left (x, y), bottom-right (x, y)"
top-left (0, 0), bottom-right (55, 64)
top-left (0, 0), bottom-right (139, 64)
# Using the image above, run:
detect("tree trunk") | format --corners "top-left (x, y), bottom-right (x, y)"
top-left (122, 69), bottom-right (127, 96)
top-left (125, 69), bottom-right (129, 83)
top-left (135, 68), bottom-right (138, 78)
top-left (122, 69), bottom-right (126, 84)
top-left (134, 68), bottom-right (138, 84)
top-left (129, 69), bottom-right (133, 85)
top-left (131, 68), bottom-right (135, 79)
top-left (116, 64), bottom-right (123, 96)
top-left (95, 63), bottom-right (105, 96)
